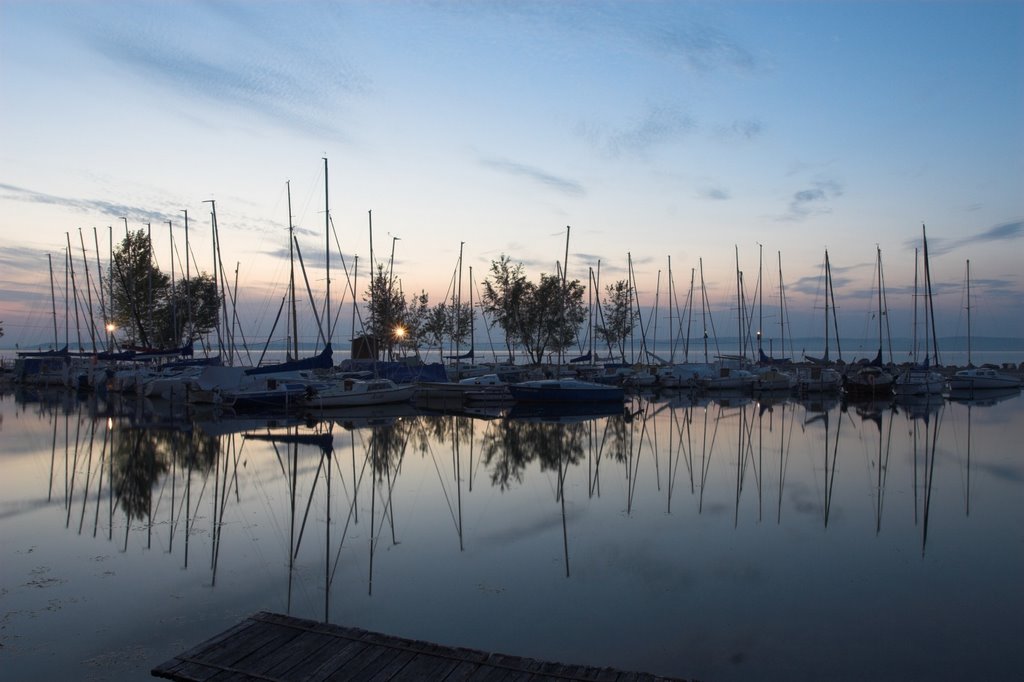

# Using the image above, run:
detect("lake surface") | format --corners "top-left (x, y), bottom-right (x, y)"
top-left (1, 386), bottom-right (1021, 681)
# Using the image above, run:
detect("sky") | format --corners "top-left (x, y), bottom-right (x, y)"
top-left (1, 0), bottom-right (1022, 357)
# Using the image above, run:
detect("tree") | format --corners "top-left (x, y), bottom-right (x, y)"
top-left (403, 293), bottom-right (467, 356)
top-left (596, 279), bottom-right (638, 362)
top-left (0, 321), bottom-right (4, 338)
top-left (109, 229), bottom-right (220, 348)
top-left (363, 263), bottom-right (408, 359)
top-left (516, 274), bottom-right (586, 364)
top-left (481, 255), bottom-right (528, 360)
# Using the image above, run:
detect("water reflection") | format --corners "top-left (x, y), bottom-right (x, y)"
top-left (17, 388), bottom-right (1023, 570)
top-left (3, 385), bottom-right (1022, 681)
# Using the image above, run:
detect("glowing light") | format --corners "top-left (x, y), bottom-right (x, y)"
top-left (393, 325), bottom-right (407, 339)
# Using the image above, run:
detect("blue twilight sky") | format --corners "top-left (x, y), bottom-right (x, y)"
top-left (1, 0), bottom-right (1022, 353)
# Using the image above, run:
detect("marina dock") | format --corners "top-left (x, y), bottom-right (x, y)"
top-left (152, 611), bottom-right (689, 681)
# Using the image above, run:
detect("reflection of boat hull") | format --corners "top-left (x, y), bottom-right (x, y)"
top-left (947, 386), bottom-right (1021, 406)
top-left (509, 379), bottom-right (625, 403)
top-left (506, 401), bottom-right (623, 421)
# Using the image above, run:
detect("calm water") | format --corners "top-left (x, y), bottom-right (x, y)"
top-left (1, 386), bottom-right (1022, 681)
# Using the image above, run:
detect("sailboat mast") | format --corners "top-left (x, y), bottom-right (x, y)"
top-left (455, 240), bottom-right (464, 368)
top-left (324, 156), bottom-right (331, 347)
top-left (912, 247), bottom-right (919, 362)
top-left (469, 265), bottom-right (474, 358)
top-left (182, 210), bottom-right (192, 343)
top-left (168, 221), bottom-right (176, 346)
top-left (146, 222), bottom-right (154, 346)
top-left (823, 250), bottom-right (831, 362)
top-left (66, 233), bottom-right (83, 351)
top-left (108, 225), bottom-right (114, 349)
top-left (962, 259), bottom-right (970, 366)
top-left (48, 253), bottom-right (58, 348)
top-left (287, 182), bottom-right (298, 360)
top-left (77, 228), bottom-right (97, 351)
top-left (204, 200), bottom-right (227, 363)
top-left (686, 267), bottom-right (695, 363)
top-left (667, 255), bottom-right (674, 364)
top-left (822, 250), bottom-right (842, 361)
top-left (757, 243), bottom-right (763, 357)
top-left (92, 228), bottom-right (109, 351)
top-left (875, 246), bottom-right (883, 356)
top-left (922, 224), bottom-right (939, 366)
top-left (734, 245), bottom-right (742, 361)
top-left (699, 257), bottom-right (709, 363)
top-left (777, 251), bottom-right (785, 359)
top-left (559, 225), bottom-right (570, 373)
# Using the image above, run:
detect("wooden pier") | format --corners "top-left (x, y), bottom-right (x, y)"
top-left (152, 611), bottom-right (689, 681)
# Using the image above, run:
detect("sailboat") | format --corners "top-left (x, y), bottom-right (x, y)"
top-left (948, 259), bottom-right (1021, 394)
top-left (844, 247), bottom-right (896, 399)
top-left (895, 226), bottom-right (945, 396)
top-left (753, 248), bottom-right (796, 392)
top-left (797, 250), bottom-right (843, 394)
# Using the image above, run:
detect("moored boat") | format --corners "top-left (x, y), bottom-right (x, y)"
top-left (947, 367), bottom-right (1021, 392)
top-left (304, 377), bottom-right (416, 408)
top-left (508, 378), bottom-right (625, 403)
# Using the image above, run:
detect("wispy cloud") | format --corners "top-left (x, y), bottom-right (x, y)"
top-left (0, 244), bottom-right (59, 274)
top-left (68, 3), bottom-right (367, 138)
top-left (479, 158), bottom-right (586, 196)
top-left (477, 3), bottom-right (758, 74)
top-left (698, 186), bottom-right (731, 201)
top-left (634, 14), bottom-right (758, 73)
top-left (907, 220), bottom-right (1024, 256)
top-left (0, 183), bottom-right (174, 226)
top-left (715, 119), bottom-right (763, 141)
top-left (578, 103), bottom-right (696, 158)
top-left (780, 179), bottom-right (844, 222)
top-left (789, 260), bottom-right (869, 297)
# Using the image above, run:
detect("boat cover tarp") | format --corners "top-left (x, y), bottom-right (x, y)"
top-left (338, 359), bottom-right (448, 384)
top-left (246, 344), bottom-right (333, 375)
top-left (758, 348), bottom-right (792, 366)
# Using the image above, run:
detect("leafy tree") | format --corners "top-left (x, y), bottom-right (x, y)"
top-left (110, 230), bottom-right (169, 347)
top-left (0, 320), bottom-right (4, 338)
top-left (363, 263), bottom-right (408, 359)
top-left (385, 288), bottom-right (474, 359)
top-left (109, 229), bottom-right (220, 348)
top-left (403, 290), bottom-right (433, 352)
top-left (596, 279), bottom-right (638, 362)
top-left (481, 255), bottom-right (528, 360)
top-left (516, 274), bottom-right (586, 364)
top-left (165, 274), bottom-right (220, 347)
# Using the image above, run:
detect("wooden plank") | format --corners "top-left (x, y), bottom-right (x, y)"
top-left (441, 659), bottom-right (489, 681)
top-left (351, 647), bottom-right (419, 682)
top-left (152, 612), bottom-right (691, 682)
top-left (151, 619), bottom-right (261, 681)
top-left (320, 642), bottom-right (393, 681)
top-left (160, 620), bottom-right (285, 682)
top-left (293, 639), bottom-right (372, 681)
top-left (257, 631), bottom-right (340, 679)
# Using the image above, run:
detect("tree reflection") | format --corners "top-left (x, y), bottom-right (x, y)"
top-left (110, 423), bottom-right (220, 521)
top-left (482, 417), bottom-right (599, 490)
